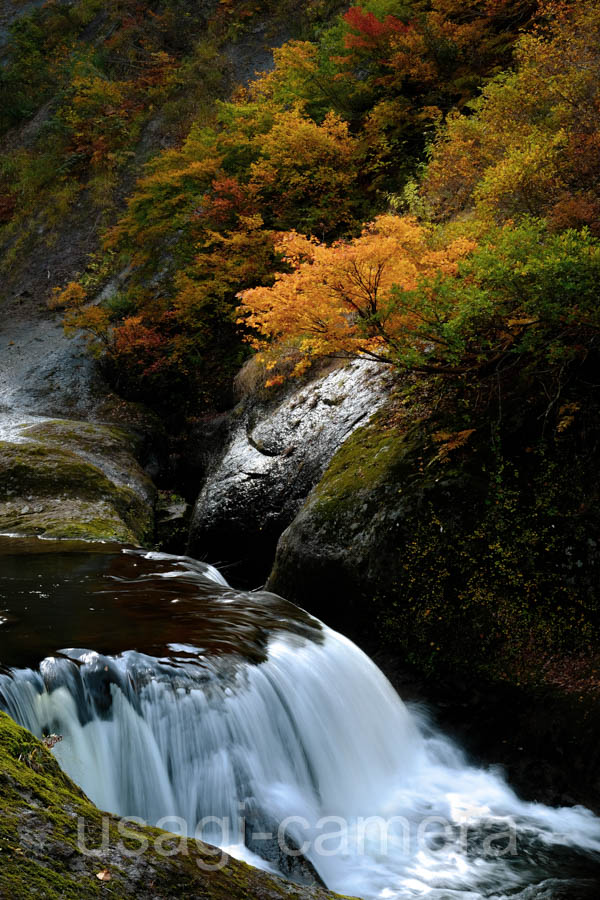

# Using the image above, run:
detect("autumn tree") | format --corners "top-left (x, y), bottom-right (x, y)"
top-left (84, 94), bottom-right (365, 408)
top-left (239, 215), bottom-right (600, 390)
top-left (248, 107), bottom-right (362, 235)
top-left (328, 0), bottom-right (538, 190)
top-left (41, 0), bottom-right (546, 413)
top-left (423, 0), bottom-right (600, 230)
top-left (237, 215), bottom-right (476, 382)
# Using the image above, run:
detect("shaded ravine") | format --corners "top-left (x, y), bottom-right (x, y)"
top-left (1, 540), bottom-right (600, 899)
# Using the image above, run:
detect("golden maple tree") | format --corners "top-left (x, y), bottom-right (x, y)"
top-left (237, 215), bottom-right (476, 384)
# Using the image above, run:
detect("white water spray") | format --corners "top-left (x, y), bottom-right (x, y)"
top-left (1, 552), bottom-right (600, 899)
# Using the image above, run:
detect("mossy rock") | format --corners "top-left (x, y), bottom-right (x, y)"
top-left (21, 420), bottom-right (145, 460)
top-left (0, 419), bottom-right (155, 544)
top-left (0, 712), bottom-right (351, 900)
top-left (267, 383), bottom-right (600, 811)
top-left (0, 498), bottom-right (137, 543)
top-left (269, 383), bottom-right (600, 691)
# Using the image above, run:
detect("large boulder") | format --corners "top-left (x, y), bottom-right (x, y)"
top-left (188, 360), bottom-right (391, 584)
top-left (267, 384), bottom-right (600, 810)
top-left (268, 387), bottom-right (600, 682)
top-left (0, 416), bottom-right (155, 544)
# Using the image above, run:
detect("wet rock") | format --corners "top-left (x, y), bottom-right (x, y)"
top-left (244, 804), bottom-right (325, 889)
top-left (155, 492), bottom-right (191, 554)
top-left (0, 712), bottom-right (348, 900)
top-left (188, 360), bottom-right (391, 585)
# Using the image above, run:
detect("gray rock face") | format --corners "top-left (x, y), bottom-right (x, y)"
top-left (243, 804), bottom-right (326, 888)
top-left (0, 311), bottom-right (108, 420)
top-left (0, 273), bottom-right (159, 545)
top-left (188, 360), bottom-right (391, 584)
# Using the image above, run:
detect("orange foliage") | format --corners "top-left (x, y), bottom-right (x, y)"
top-left (112, 316), bottom-right (170, 375)
top-left (423, 0), bottom-right (600, 228)
top-left (248, 107), bottom-right (360, 234)
top-left (48, 281), bottom-right (87, 309)
top-left (237, 215), bottom-right (476, 378)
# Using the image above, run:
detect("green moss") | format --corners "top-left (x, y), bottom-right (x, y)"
top-left (0, 502), bottom-right (136, 544)
top-left (313, 411), bottom-right (426, 519)
top-left (0, 441), bottom-right (109, 494)
top-left (41, 512), bottom-right (136, 543)
top-left (0, 713), bottom-right (350, 899)
top-left (22, 420), bottom-right (143, 458)
top-left (0, 424), bottom-right (154, 544)
top-left (271, 380), bottom-right (600, 694)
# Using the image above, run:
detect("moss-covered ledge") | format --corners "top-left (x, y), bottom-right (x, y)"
top-left (270, 378), bottom-right (600, 687)
top-left (0, 712), bottom-right (350, 900)
top-left (0, 418), bottom-right (156, 544)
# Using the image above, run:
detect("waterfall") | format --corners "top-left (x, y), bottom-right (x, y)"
top-left (1, 548), bottom-right (600, 899)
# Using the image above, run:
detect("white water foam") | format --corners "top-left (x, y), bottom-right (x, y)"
top-left (2, 557), bottom-right (600, 899)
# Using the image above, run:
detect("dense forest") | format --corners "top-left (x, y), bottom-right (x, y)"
top-left (6, 0), bottom-right (595, 417)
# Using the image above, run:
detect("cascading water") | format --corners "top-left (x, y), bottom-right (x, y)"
top-left (1, 538), bottom-right (600, 899)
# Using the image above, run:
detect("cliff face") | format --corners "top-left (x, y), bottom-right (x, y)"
top-left (0, 712), bottom-right (349, 900)
top-left (0, 0), bottom-right (299, 551)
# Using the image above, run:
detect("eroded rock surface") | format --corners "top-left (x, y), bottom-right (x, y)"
top-left (188, 360), bottom-right (392, 583)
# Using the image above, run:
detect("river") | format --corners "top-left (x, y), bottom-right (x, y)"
top-left (1, 536), bottom-right (600, 899)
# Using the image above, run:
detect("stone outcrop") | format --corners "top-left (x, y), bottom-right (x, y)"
top-left (266, 385), bottom-right (600, 813)
top-left (0, 416), bottom-right (155, 544)
top-left (188, 360), bottom-right (391, 584)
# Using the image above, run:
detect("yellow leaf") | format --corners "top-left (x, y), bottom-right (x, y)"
top-left (506, 317), bottom-right (538, 328)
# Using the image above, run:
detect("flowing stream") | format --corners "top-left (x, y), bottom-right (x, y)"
top-left (1, 537), bottom-right (600, 899)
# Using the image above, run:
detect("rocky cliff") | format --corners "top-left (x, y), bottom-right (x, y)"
top-left (267, 372), bottom-right (600, 811)
top-left (188, 360), bottom-right (391, 584)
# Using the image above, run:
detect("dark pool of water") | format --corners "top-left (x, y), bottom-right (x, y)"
top-left (0, 536), bottom-right (321, 670)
